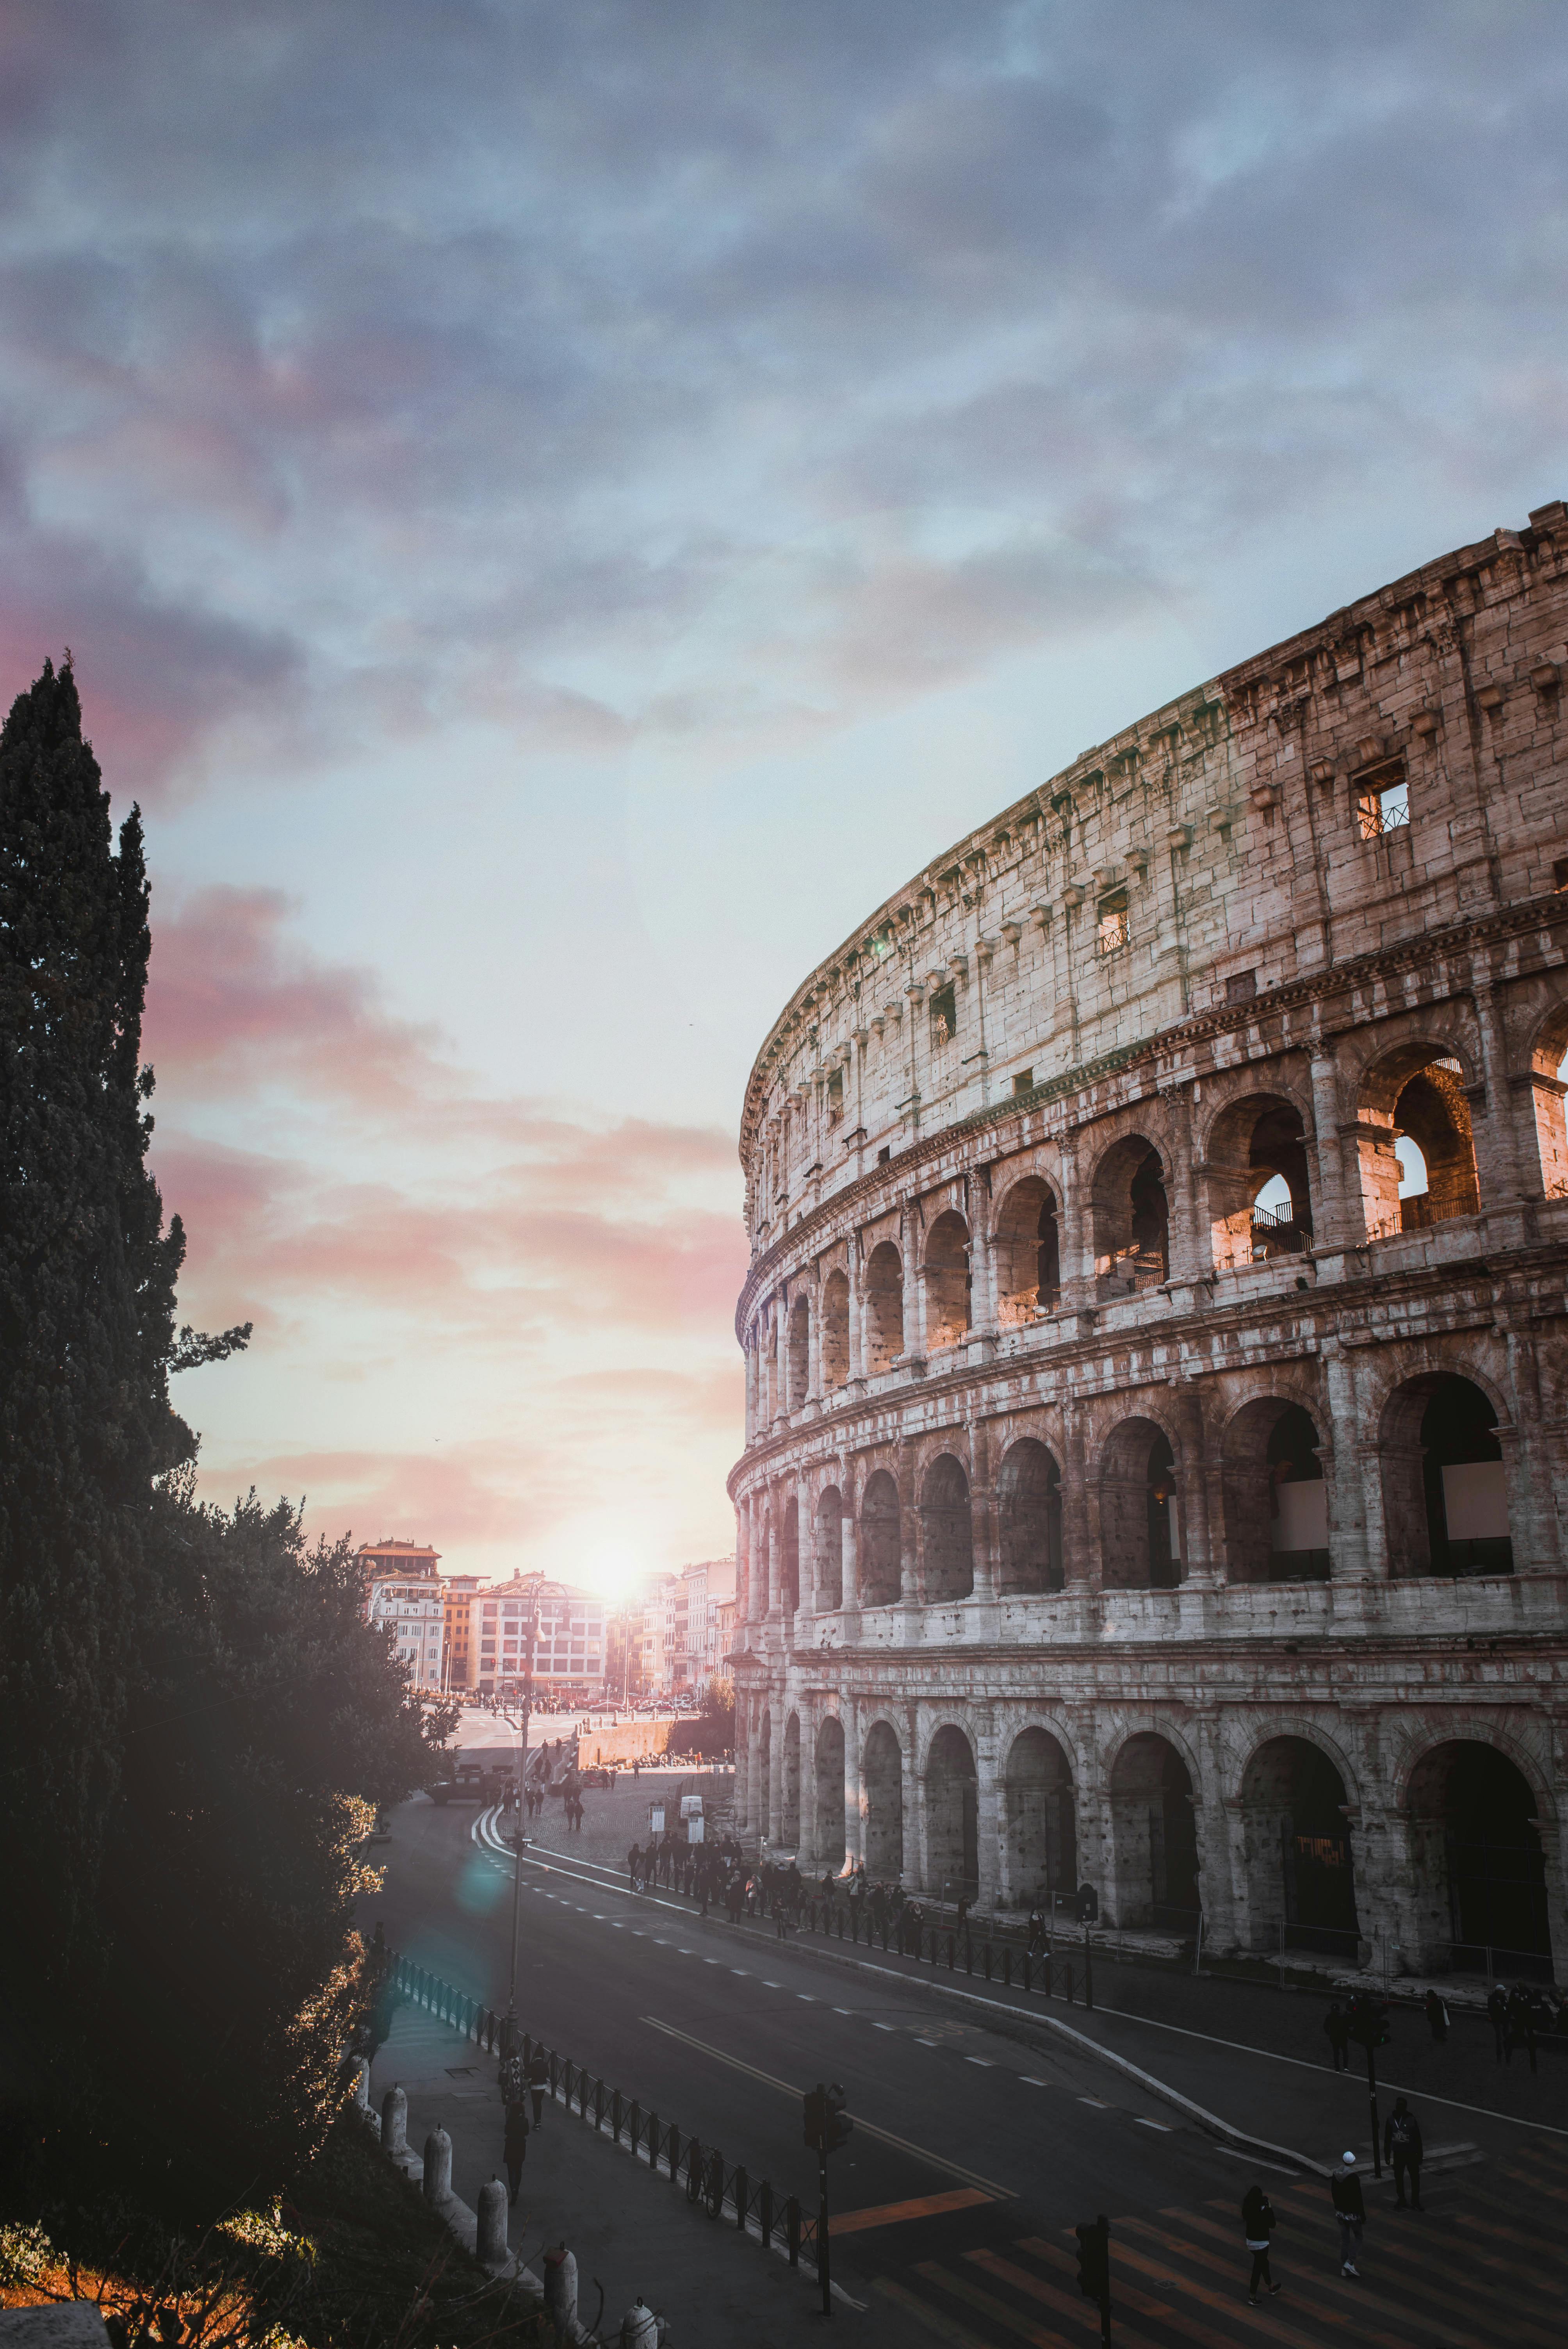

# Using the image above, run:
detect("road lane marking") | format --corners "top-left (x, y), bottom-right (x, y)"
top-left (834, 2007), bottom-right (853, 2014)
top-left (639, 2016), bottom-right (1013, 2198)
top-left (1077, 2096), bottom-right (1108, 2108)
top-left (964, 2058), bottom-right (994, 2068)
top-left (872, 2022), bottom-right (896, 2031)
top-left (1135, 2116), bottom-right (1173, 2131)
top-left (797, 1994), bottom-right (816, 2002)
top-left (1019, 2076), bottom-right (1048, 2087)
top-left (832, 2189), bottom-right (993, 2235)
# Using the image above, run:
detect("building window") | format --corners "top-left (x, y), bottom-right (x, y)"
top-left (1095, 890), bottom-right (1130, 957)
top-left (1354, 757), bottom-right (1409, 839)
top-left (1225, 970), bottom-right (1257, 1005)
top-left (1012, 1069), bottom-right (1034, 1096)
top-left (827, 1068), bottom-right (844, 1126)
top-left (929, 984), bottom-right (957, 1045)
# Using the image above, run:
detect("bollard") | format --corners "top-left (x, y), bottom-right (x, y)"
top-left (735, 2165), bottom-right (748, 2230)
top-left (595, 2078), bottom-right (605, 2132)
top-left (422, 2126), bottom-right (453, 2205)
top-left (381, 2084), bottom-right (408, 2156)
top-left (619, 2299), bottom-right (658, 2349)
top-left (786, 2196), bottom-right (801, 2268)
top-left (760, 2180), bottom-right (773, 2249)
top-left (686, 2137), bottom-right (702, 2203)
top-left (476, 2176), bottom-right (508, 2267)
top-left (542, 2244), bottom-right (577, 2340)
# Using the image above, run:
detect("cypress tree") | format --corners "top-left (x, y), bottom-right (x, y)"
top-left (0, 660), bottom-right (187, 2021)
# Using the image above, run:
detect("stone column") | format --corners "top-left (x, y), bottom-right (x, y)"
top-left (1169, 1378), bottom-right (1217, 1583)
top-left (896, 1439), bottom-right (921, 1608)
top-left (1321, 1339), bottom-right (1378, 1579)
top-left (967, 1417), bottom-right (1000, 1604)
top-left (1472, 980), bottom-right (1521, 1202)
top-left (840, 1456), bottom-right (861, 1619)
top-left (1162, 1088), bottom-right (1203, 1285)
top-left (767, 1689), bottom-right (785, 1845)
top-left (846, 1240), bottom-right (865, 1382)
top-left (744, 1340), bottom-right (757, 1444)
top-left (774, 1297), bottom-right (789, 1422)
top-left (906, 1704), bottom-right (926, 1893)
top-left (1061, 1400), bottom-right (1095, 1591)
top-left (842, 1693), bottom-right (865, 1873)
top-left (764, 1494), bottom-right (780, 1619)
top-left (1055, 1127), bottom-right (1096, 1312)
top-left (1308, 1041), bottom-right (1351, 1248)
top-left (967, 1169), bottom-right (996, 1336)
top-left (974, 1711), bottom-right (1003, 1914)
top-left (805, 1280), bottom-right (823, 1404)
top-left (900, 1203), bottom-right (925, 1360)
top-left (796, 1696), bottom-right (818, 1869)
top-left (1072, 1707), bottom-right (1112, 1918)
top-left (1190, 1710), bottom-right (1239, 1953)
top-left (1497, 1315), bottom-right (1562, 1570)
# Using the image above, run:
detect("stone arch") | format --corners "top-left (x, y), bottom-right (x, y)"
top-left (1379, 1370), bottom-right (1513, 1579)
top-left (864, 1240), bottom-right (904, 1372)
top-left (814, 1714), bottom-right (846, 1871)
top-left (1002, 1727), bottom-right (1076, 1910)
top-left (781, 1711), bottom-right (800, 1848)
top-left (1108, 1731), bottom-right (1201, 1928)
top-left (1405, 1738), bottom-right (1555, 1976)
top-left (862, 1718), bottom-right (904, 1877)
top-left (923, 1209), bottom-right (972, 1350)
top-left (780, 1495), bottom-right (800, 1613)
top-left (814, 1484), bottom-right (843, 1611)
top-left (1099, 1416), bottom-right (1180, 1589)
top-left (992, 1175), bottom-right (1061, 1324)
top-left (1238, 1734), bottom-right (1360, 1957)
top-left (860, 1468), bottom-right (902, 1607)
top-left (787, 1294), bottom-right (811, 1408)
top-left (820, 1267), bottom-right (850, 1390)
top-left (1356, 1039), bottom-right (1481, 1238)
top-left (997, 1436), bottom-right (1064, 1593)
top-left (919, 1451), bottom-right (975, 1601)
top-left (1090, 1132), bottom-right (1169, 1297)
top-left (1220, 1394), bottom-right (1328, 1584)
top-left (925, 1723), bottom-right (979, 1900)
top-left (1203, 1090), bottom-right (1314, 1270)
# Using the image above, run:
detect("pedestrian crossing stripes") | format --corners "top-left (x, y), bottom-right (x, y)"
top-left (870, 2139), bottom-right (1568, 2349)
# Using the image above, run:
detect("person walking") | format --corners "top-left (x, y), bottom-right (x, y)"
top-left (1487, 1981), bottom-right (1509, 2061)
top-left (1384, 2098), bottom-right (1424, 2210)
top-left (1323, 2000), bottom-right (1351, 2074)
top-left (1331, 2152), bottom-right (1365, 2278)
top-left (1241, 2183), bottom-right (1282, 2305)
top-left (627, 1840), bottom-right (642, 1893)
top-left (1506, 1984), bottom-right (1538, 2074)
top-left (1424, 1988), bottom-right (1450, 2046)
top-left (504, 2099), bottom-right (529, 2205)
top-left (527, 2048), bottom-right (549, 2128)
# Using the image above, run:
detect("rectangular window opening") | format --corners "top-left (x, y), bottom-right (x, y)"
top-left (929, 984), bottom-right (957, 1044)
top-left (1225, 970), bottom-right (1257, 1005)
top-left (1012, 1069), bottom-right (1035, 1096)
top-left (1353, 756), bottom-right (1409, 840)
top-left (1094, 890), bottom-right (1130, 957)
top-left (1554, 855), bottom-right (1568, 891)
top-left (877, 1145), bottom-right (891, 1166)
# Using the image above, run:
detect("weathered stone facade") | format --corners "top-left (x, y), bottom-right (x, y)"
top-left (728, 503), bottom-right (1568, 1981)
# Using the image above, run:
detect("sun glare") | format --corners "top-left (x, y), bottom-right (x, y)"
top-left (580, 1541), bottom-right (646, 1604)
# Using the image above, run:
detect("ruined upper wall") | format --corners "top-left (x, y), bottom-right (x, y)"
top-left (739, 501), bottom-right (1568, 1251)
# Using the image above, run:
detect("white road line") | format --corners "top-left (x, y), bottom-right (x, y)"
top-left (1078, 2097), bottom-right (1108, 2108)
top-left (965, 2057), bottom-right (995, 2068)
top-left (1136, 2117), bottom-right (1174, 2131)
top-left (871, 2022), bottom-right (896, 2032)
top-left (1020, 2076), bottom-right (1049, 2087)
top-left (731, 1969), bottom-right (750, 1977)
top-left (833, 2007), bottom-right (853, 2015)
top-left (797, 1994), bottom-right (816, 2002)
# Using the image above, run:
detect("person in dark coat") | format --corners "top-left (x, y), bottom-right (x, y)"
top-left (527, 2048), bottom-right (549, 2127)
top-left (1331, 2152), bottom-right (1365, 2277)
top-left (503, 2099), bottom-right (529, 2204)
top-left (1323, 2001), bottom-right (1351, 2073)
top-left (1241, 2184), bottom-right (1281, 2304)
top-left (1384, 2097), bottom-right (1424, 2209)
top-left (1506, 1984), bottom-right (1539, 2073)
top-left (1424, 1989), bottom-right (1449, 2045)
top-left (1487, 1982), bottom-right (1509, 2060)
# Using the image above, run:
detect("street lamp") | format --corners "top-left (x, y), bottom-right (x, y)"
top-left (504, 1580), bottom-right (540, 2053)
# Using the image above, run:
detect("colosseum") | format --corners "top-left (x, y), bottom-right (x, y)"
top-left (727, 502), bottom-right (1568, 1985)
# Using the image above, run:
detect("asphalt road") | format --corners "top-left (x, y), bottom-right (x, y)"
top-left (362, 1793), bottom-right (1281, 2307)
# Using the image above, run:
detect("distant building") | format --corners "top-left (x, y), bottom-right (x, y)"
top-left (358, 1540), bottom-right (445, 1691)
top-left (477, 1576), bottom-right (608, 1702)
top-left (441, 1573), bottom-right (487, 1690)
top-left (681, 1556), bottom-right (737, 1688)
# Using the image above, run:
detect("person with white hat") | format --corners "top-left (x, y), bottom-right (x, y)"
top-left (1330, 2150), bottom-right (1366, 2277)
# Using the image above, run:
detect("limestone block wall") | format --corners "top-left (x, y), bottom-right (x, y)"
top-left (727, 504), bottom-right (1568, 1981)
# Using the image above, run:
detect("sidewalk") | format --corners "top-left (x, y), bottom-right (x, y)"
top-left (365, 2001), bottom-right (895, 2349)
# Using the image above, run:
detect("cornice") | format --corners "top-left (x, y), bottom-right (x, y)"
top-left (734, 891), bottom-right (1568, 1340)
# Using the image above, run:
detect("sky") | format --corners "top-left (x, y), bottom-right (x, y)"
top-left (5, 1), bottom-right (1566, 1592)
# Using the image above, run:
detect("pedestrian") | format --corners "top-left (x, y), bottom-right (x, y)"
top-left (1241, 2183), bottom-right (1282, 2304)
top-left (1487, 1982), bottom-right (1508, 2061)
top-left (1506, 1984), bottom-right (1538, 2074)
top-left (528, 2048), bottom-right (549, 2128)
top-left (1384, 2097), bottom-right (1424, 2210)
top-left (504, 2100), bottom-right (529, 2204)
top-left (772, 1895), bottom-right (789, 1939)
top-left (1424, 1988), bottom-right (1449, 2046)
top-left (627, 1840), bottom-right (642, 1893)
top-left (1323, 2000), bottom-right (1350, 2074)
top-left (1331, 2151), bottom-right (1365, 2278)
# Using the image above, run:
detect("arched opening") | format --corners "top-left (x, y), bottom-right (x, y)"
top-left (998, 1437), bottom-right (1065, 1593)
top-left (820, 1269), bottom-right (850, 1390)
top-left (863, 1720), bottom-right (903, 1878)
top-left (1221, 1398), bottom-right (1328, 1584)
top-left (864, 1240), bottom-right (904, 1372)
top-left (992, 1177), bottom-right (1062, 1324)
top-left (925, 1725), bottom-right (979, 1900)
top-left (1380, 1373), bottom-right (1513, 1578)
top-left (1109, 1734), bottom-right (1200, 1930)
top-left (1100, 1418), bottom-right (1180, 1589)
top-left (780, 1497), bottom-right (800, 1614)
top-left (860, 1469), bottom-right (902, 1607)
top-left (758, 1709), bottom-right (772, 1837)
top-left (814, 1486), bottom-right (843, 1611)
top-left (922, 1210), bottom-right (972, 1351)
top-left (1240, 1738), bottom-right (1359, 1958)
top-left (1524, 998), bottom-right (1568, 1199)
top-left (814, 1715), bottom-right (845, 1872)
top-left (1003, 1728), bottom-right (1076, 1911)
top-left (1205, 1094), bottom-right (1314, 1270)
top-left (787, 1295), bottom-right (811, 1408)
top-left (1407, 1743), bottom-right (1553, 1977)
top-left (919, 1452), bottom-right (975, 1602)
top-left (1091, 1135), bottom-right (1168, 1296)
top-left (1358, 1043), bottom-right (1481, 1238)
top-left (781, 1713), bottom-right (800, 1848)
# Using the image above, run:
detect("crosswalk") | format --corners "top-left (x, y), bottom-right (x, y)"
top-left (865, 2137), bottom-right (1568, 2348)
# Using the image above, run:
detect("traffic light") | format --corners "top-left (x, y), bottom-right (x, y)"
top-left (1075, 2215), bottom-right (1110, 2306)
top-left (803, 2081), bottom-right (854, 2151)
top-left (1348, 1994), bottom-right (1391, 2049)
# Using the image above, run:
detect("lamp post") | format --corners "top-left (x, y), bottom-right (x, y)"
top-left (504, 1580), bottom-right (540, 2053)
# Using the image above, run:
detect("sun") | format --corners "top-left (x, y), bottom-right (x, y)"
top-left (579, 1540), bottom-right (646, 1605)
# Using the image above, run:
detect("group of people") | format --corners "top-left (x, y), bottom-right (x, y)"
top-left (1239, 2099), bottom-right (1426, 2306)
top-left (1324, 1978), bottom-right (1561, 2074)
